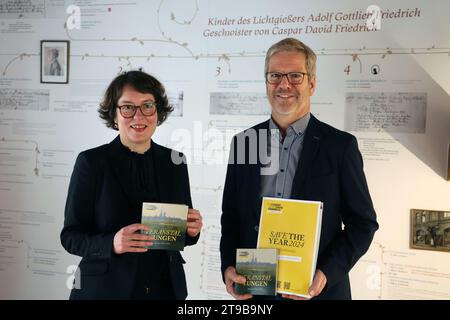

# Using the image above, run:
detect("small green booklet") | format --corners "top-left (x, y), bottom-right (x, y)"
top-left (141, 202), bottom-right (188, 251)
top-left (235, 248), bottom-right (278, 296)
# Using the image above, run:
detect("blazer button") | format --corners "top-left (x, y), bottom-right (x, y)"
top-left (254, 225), bottom-right (259, 232)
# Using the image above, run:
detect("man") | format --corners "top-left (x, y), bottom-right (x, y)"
top-left (220, 38), bottom-right (378, 300)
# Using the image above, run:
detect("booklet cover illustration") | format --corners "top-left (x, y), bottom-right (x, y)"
top-left (141, 202), bottom-right (188, 251)
top-left (235, 248), bottom-right (277, 296)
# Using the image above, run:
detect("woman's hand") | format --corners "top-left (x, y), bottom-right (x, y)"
top-left (113, 223), bottom-right (154, 254)
top-left (186, 208), bottom-right (203, 237)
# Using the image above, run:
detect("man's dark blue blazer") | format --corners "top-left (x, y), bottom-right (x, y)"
top-left (220, 114), bottom-right (378, 299)
top-left (61, 136), bottom-right (198, 300)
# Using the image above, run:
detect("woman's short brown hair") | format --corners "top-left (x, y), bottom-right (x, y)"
top-left (98, 70), bottom-right (173, 130)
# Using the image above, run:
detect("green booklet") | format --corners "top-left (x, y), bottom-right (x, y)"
top-left (235, 248), bottom-right (278, 296)
top-left (141, 202), bottom-right (188, 251)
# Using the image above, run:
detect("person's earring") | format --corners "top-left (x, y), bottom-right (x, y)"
top-left (114, 122), bottom-right (118, 129)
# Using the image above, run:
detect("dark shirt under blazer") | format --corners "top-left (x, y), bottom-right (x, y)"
top-left (220, 114), bottom-right (379, 299)
top-left (61, 136), bottom-right (199, 300)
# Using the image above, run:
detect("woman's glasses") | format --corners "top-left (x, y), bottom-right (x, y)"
top-left (117, 102), bottom-right (156, 118)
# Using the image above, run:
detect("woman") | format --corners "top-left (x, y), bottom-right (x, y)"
top-left (60, 70), bottom-right (202, 300)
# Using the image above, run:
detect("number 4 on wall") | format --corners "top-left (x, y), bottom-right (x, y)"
top-left (344, 65), bottom-right (350, 75)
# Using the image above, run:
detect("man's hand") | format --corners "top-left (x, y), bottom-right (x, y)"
top-left (224, 266), bottom-right (253, 300)
top-left (281, 269), bottom-right (327, 300)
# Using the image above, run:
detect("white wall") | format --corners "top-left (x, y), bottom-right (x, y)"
top-left (0, 0), bottom-right (449, 299)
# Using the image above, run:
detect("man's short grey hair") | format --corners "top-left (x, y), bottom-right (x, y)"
top-left (264, 38), bottom-right (317, 81)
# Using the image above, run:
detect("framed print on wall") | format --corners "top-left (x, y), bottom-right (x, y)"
top-left (40, 40), bottom-right (70, 84)
top-left (410, 208), bottom-right (450, 253)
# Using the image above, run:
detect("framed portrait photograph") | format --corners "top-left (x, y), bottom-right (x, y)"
top-left (410, 208), bottom-right (450, 253)
top-left (40, 40), bottom-right (70, 84)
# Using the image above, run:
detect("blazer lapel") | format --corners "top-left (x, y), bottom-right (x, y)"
top-left (250, 120), bottom-right (269, 220)
top-left (151, 142), bottom-right (169, 203)
top-left (107, 136), bottom-right (137, 209)
top-left (250, 161), bottom-right (262, 221)
top-left (291, 115), bottom-right (322, 197)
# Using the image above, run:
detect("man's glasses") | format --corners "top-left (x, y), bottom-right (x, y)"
top-left (265, 72), bottom-right (308, 85)
top-left (117, 102), bottom-right (157, 118)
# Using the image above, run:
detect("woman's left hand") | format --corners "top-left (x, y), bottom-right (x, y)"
top-left (187, 208), bottom-right (203, 237)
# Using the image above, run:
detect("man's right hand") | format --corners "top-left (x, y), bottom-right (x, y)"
top-left (224, 266), bottom-right (253, 300)
top-left (113, 223), bottom-right (154, 254)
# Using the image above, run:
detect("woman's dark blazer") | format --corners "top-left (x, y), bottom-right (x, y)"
top-left (61, 136), bottom-right (199, 300)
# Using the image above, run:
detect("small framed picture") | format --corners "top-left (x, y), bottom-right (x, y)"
top-left (410, 208), bottom-right (450, 252)
top-left (447, 142), bottom-right (450, 181)
top-left (40, 40), bottom-right (70, 84)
